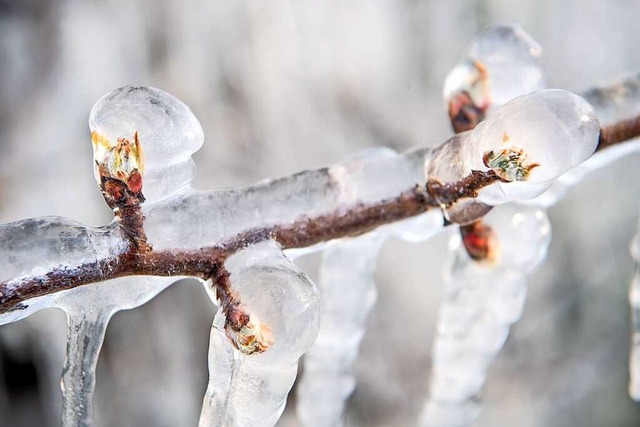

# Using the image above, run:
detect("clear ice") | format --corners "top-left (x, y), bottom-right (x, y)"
top-left (89, 86), bottom-right (205, 203)
top-left (532, 73), bottom-right (640, 207)
top-left (0, 49), bottom-right (635, 426)
top-left (421, 206), bottom-right (551, 426)
top-left (424, 27), bottom-right (554, 427)
top-left (296, 232), bottom-right (386, 427)
top-left (424, 26), bottom-right (640, 427)
top-left (57, 277), bottom-right (180, 427)
top-left (429, 89), bottom-right (600, 208)
top-left (293, 147), bottom-right (446, 426)
top-left (199, 241), bottom-right (320, 427)
top-left (443, 24), bottom-right (546, 115)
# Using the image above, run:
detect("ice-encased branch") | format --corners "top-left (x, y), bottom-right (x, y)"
top-left (199, 240), bottom-right (320, 426)
top-left (295, 152), bottom-right (447, 427)
top-left (426, 26), bottom-right (640, 426)
top-left (0, 87), bottom-right (605, 318)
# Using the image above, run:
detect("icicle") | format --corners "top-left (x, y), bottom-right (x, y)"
top-left (60, 310), bottom-right (109, 427)
top-left (294, 146), bottom-right (445, 426)
top-left (56, 276), bottom-right (178, 427)
top-left (421, 205), bottom-right (551, 427)
top-left (629, 220), bottom-right (640, 401)
top-left (199, 240), bottom-right (320, 427)
top-left (296, 232), bottom-right (385, 427)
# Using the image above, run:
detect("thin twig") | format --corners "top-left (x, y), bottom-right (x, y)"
top-left (1, 112), bottom-right (639, 314)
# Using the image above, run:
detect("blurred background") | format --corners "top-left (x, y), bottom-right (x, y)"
top-left (1, 0), bottom-right (640, 426)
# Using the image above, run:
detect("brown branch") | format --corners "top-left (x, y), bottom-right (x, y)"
top-left (1, 105), bottom-right (640, 316)
top-left (447, 91), bottom-right (497, 261)
top-left (0, 170), bottom-right (502, 314)
top-left (449, 90), bottom-right (640, 261)
top-left (598, 114), bottom-right (640, 151)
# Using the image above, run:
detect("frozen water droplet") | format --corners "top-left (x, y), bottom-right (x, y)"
top-left (89, 86), bottom-right (204, 203)
top-left (483, 205), bottom-right (551, 271)
top-left (444, 24), bottom-right (546, 114)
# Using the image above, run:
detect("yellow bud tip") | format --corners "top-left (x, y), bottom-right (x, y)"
top-left (228, 317), bottom-right (274, 355)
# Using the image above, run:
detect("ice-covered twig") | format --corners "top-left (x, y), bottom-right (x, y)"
top-left (199, 241), bottom-right (320, 427)
top-left (423, 27), bottom-right (550, 427)
top-left (294, 148), bottom-right (398, 426)
top-left (0, 87), bottom-right (602, 317)
top-left (294, 146), bottom-right (448, 426)
top-left (424, 27), bottom-right (640, 427)
top-left (0, 32), bottom-right (637, 427)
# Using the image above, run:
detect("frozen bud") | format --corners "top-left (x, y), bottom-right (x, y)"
top-left (482, 147), bottom-right (539, 182)
top-left (89, 86), bottom-right (204, 203)
top-left (470, 89), bottom-right (600, 202)
top-left (444, 24), bottom-right (546, 127)
top-left (222, 240), bottom-right (320, 363)
top-left (223, 301), bottom-right (274, 355)
top-left (460, 220), bottom-right (499, 263)
top-left (93, 131), bottom-right (144, 194)
top-left (427, 90), bottom-right (598, 218)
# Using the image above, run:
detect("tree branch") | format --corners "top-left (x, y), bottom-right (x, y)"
top-left (0, 169), bottom-right (501, 313)
top-left (1, 94), bottom-right (639, 316)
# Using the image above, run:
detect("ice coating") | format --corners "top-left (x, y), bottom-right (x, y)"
top-left (0, 217), bottom-right (127, 325)
top-left (443, 24), bottom-right (545, 114)
top-left (143, 147), bottom-right (430, 252)
top-left (473, 90), bottom-right (599, 200)
top-left (421, 205), bottom-right (551, 426)
top-left (430, 90), bottom-right (600, 205)
top-left (529, 76), bottom-right (640, 207)
top-left (89, 86), bottom-right (204, 202)
top-left (630, 225), bottom-right (640, 401)
top-left (0, 215), bottom-right (181, 427)
top-left (296, 232), bottom-right (386, 427)
top-left (0, 64), bottom-right (636, 427)
top-left (199, 241), bottom-right (320, 426)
